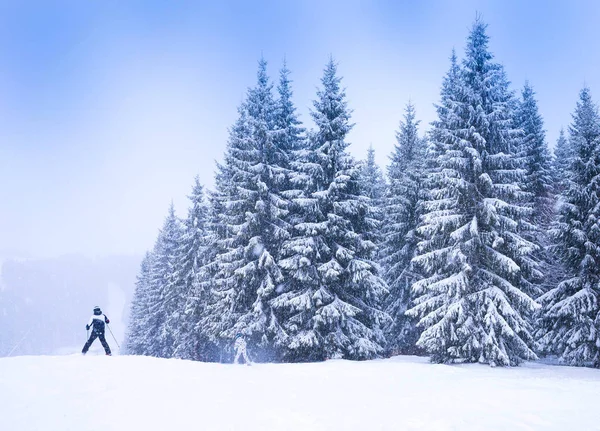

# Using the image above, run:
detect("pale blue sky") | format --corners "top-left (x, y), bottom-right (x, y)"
top-left (1, 0), bottom-right (598, 258)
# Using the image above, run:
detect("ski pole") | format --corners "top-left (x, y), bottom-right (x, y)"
top-left (107, 324), bottom-right (121, 349)
top-left (7, 328), bottom-right (31, 357)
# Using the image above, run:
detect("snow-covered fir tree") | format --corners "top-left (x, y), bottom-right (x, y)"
top-left (172, 177), bottom-right (214, 361)
top-left (513, 82), bottom-right (554, 296)
top-left (204, 59), bottom-right (293, 361)
top-left (275, 59), bottom-right (388, 361)
top-left (408, 19), bottom-right (539, 366)
top-left (515, 82), bottom-right (555, 228)
top-left (274, 60), bottom-right (305, 160)
top-left (538, 87), bottom-right (600, 367)
top-left (426, 49), bottom-right (460, 170)
top-left (201, 107), bottom-right (251, 359)
top-left (358, 145), bottom-right (387, 254)
top-left (380, 102), bottom-right (426, 354)
top-left (149, 203), bottom-right (184, 358)
top-left (125, 252), bottom-right (154, 355)
top-left (127, 204), bottom-right (182, 357)
top-left (359, 145), bottom-right (387, 202)
top-left (553, 128), bottom-right (571, 195)
top-left (273, 58), bottom-right (307, 283)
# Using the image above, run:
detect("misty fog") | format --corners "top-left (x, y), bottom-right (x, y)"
top-left (0, 254), bottom-right (138, 356)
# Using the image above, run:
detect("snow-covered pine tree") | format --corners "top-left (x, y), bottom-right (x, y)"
top-left (380, 102), bottom-right (426, 355)
top-left (408, 19), bottom-right (539, 366)
top-left (126, 204), bottom-right (182, 357)
top-left (205, 59), bottom-right (292, 361)
top-left (125, 252), bottom-right (153, 355)
top-left (515, 83), bottom-right (555, 228)
top-left (145, 203), bottom-right (183, 358)
top-left (538, 87), bottom-right (600, 367)
top-left (426, 49), bottom-right (460, 173)
top-left (274, 60), bottom-right (305, 160)
top-left (358, 145), bottom-right (387, 256)
top-left (276, 59), bottom-right (388, 361)
top-left (553, 128), bottom-right (571, 195)
top-left (231, 58), bottom-right (295, 359)
top-left (172, 177), bottom-right (214, 361)
top-left (359, 145), bottom-right (387, 202)
top-left (546, 128), bottom-right (571, 291)
top-left (201, 106), bottom-right (252, 360)
top-left (513, 82), bottom-right (554, 296)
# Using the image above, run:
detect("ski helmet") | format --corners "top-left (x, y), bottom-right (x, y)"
top-left (93, 306), bottom-right (102, 315)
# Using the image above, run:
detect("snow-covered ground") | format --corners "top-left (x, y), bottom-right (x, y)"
top-left (1, 354), bottom-right (599, 431)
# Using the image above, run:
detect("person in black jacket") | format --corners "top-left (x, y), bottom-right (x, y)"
top-left (82, 306), bottom-right (112, 355)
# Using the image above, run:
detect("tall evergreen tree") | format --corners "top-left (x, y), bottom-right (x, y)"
top-left (359, 145), bottom-right (387, 202)
top-left (172, 178), bottom-right (214, 361)
top-left (545, 128), bottom-right (571, 292)
top-left (358, 145), bottom-right (387, 253)
top-left (205, 59), bottom-right (292, 361)
top-left (515, 82), bottom-right (555, 228)
top-left (274, 60), bottom-right (305, 157)
top-left (201, 105), bottom-right (254, 362)
top-left (276, 59), bottom-right (388, 361)
top-left (408, 19), bottom-right (538, 366)
top-left (151, 203), bottom-right (184, 358)
top-left (125, 252), bottom-right (154, 355)
top-left (513, 83), bottom-right (554, 296)
top-left (538, 87), bottom-right (600, 367)
top-left (553, 128), bottom-right (571, 195)
top-left (426, 49), bottom-right (460, 170)
top-left (127, 204), bottom-right (182, 357)
top-left (380, 102), bottom-right (426, 354)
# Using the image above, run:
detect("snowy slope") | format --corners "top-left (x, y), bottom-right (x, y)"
top-left (1, 354), bottom-right (599, 431)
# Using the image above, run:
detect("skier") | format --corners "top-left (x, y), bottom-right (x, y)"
top-left (82, 306), bottom-right (112, 356)
top-left (233, 334), bottom-right (251, 365)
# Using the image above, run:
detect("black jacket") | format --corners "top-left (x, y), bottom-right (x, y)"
top-left (86, 314), bottom-right (110, 333)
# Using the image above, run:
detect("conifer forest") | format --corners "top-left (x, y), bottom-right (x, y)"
top-left (125, 18), bottom-right (600, 368)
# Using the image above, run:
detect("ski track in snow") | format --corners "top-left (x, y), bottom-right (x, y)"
top-left (0, 354), bottom-right (599, 431)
